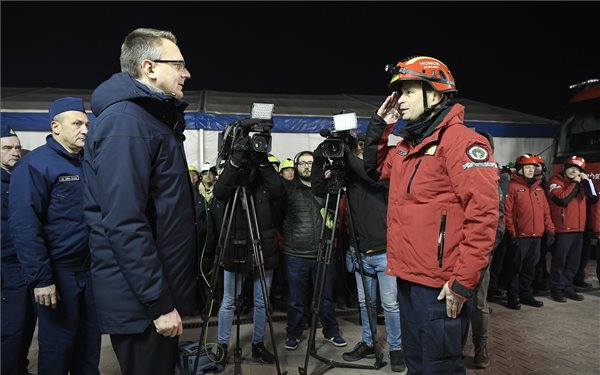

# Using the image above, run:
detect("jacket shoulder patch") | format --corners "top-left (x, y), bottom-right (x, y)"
top-left (466, 143), bottom-right (489, 162)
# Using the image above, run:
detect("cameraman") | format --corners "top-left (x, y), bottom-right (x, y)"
top-left (212, 136), bottom-right (285, 366)
top-left (311, 134), bottom-right (406, 372)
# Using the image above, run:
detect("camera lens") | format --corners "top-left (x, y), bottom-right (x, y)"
top-left (251, 134), bottom-right (270, 153)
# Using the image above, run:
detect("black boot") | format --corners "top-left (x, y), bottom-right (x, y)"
top-left (252, 342), bottom-right (275, 364)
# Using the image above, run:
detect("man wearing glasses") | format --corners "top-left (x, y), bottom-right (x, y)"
top-left (280, 151), bottom-right (347, 351)
top-left (82, 28), bottom-right (199, 375)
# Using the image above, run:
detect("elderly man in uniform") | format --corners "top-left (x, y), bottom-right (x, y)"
top-left (9, 97), bottom-right (101, 375)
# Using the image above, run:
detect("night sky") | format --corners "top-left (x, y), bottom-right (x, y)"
top-left (1, 1), bottom-right (598, 121)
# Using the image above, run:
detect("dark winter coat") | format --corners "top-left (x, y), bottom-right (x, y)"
top-left (83, 72), bottom-right (199, 334)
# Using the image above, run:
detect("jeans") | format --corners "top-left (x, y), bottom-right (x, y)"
top-left (217, 269), bottom-right (273, 345)
top-left (354, 252), bottom-right (401, 351)
top-left (285, 255), bottom-right (339, 340)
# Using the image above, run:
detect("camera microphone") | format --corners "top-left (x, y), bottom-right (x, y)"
top-left (319, 128), bottom-right (331, 138)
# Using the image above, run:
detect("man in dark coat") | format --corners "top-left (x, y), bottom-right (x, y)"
top-left (10, 97), bottom-right (101, 375)
top-left (212, 135), bottom-right (285, 367)
top-left (82, 28), bottom-right (199, 375)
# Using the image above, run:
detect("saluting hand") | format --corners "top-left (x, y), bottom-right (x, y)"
top-left (376, 92), bottom-right (401, 125)
top-left (437, 281), bottom-right (466, 319)
top-left (34, 284), bottom-right (60, 309)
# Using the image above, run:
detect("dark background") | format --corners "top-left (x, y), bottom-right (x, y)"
top-left (2, 1), bottom-right (598, 121)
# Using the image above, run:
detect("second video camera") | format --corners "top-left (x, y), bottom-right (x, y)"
top-left (319, 112), bottom-right (359, 159)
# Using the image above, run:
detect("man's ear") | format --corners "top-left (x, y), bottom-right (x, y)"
top-left (429, 90), bottom-right (444, 106)
top-left (50, 120), bottom-right (60, 135)
top-left (141, 59), bottom-right (158, 80)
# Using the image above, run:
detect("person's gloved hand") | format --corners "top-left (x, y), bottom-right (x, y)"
top-left (230, 137), bottom-right (251, 167)
top-left (590, 234), bottom-right (599, 247)
top-left (509, 234), bottom-right (519, 248)
top-left (250, 151), bottom-right (270, 168)
top-left (544, 232), bottom-right (555, 247)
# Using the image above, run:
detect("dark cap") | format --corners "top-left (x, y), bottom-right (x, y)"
top-left (48, 97), bottom-right (86, 122)
top-left (0, 125), bottom-right (18, 138)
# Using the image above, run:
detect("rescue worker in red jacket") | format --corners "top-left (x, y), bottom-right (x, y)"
top-left (504, 154), bottom-right (555, 310)
top-left (364, 56), bottom-right (502, 375)
top-left (546, 155), bottom-right (598, 302)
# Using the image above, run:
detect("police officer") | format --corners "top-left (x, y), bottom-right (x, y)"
top-left (1, 126), bottom-right (37, 375)
top-left (9, 97), bottom-right (101, 375)
top-left (364, 56), bottom-right (502, 374)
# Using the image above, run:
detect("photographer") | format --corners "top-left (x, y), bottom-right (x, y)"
top-left (311, 133), bottom-right (406, 372)
top-left (212, 136), bottom-right (284, 366)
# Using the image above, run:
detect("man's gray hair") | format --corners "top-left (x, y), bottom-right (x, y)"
top-left (120, 28), bottom-right (177, 78)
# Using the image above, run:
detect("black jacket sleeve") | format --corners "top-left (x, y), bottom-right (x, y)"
top-left (363, 113), bottom-right (388, 181)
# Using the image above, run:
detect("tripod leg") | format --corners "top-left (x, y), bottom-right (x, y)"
top-left (244, 190), bottom-right (287, 375)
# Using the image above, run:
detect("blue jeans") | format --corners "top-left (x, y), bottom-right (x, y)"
top-left (354, 252), bottom-right (401, 351)
top-left (217, 270), bottom-right (273, 345)
top-left (285, 255), bottom-right (339, 340)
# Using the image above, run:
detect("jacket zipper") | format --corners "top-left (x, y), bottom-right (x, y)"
top-left (437, 213), bottom-right (447, 268)
top-left (560, 208), bottom-right (564, 224)
top-left (406, 160), bottom-right (422, 194)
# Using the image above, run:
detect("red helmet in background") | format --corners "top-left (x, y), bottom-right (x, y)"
top-left (564, 155), bottom-right (586, 170)
top-left (386, 56), bottom-right (457, 93)
top-left (515, 154), bottom-right (540, 167)
top-left (532, 155), bottom-right (545, 165)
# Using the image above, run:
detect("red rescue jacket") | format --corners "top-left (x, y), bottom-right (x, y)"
top-left (365, 104), bottom-right (501, 299)
top-left (546, 174), bottom-right (587, 233)
top-left (504, 174), bottom-right (555, 238)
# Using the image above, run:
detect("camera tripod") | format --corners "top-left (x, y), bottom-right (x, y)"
top-left (298, 174), bottom-right (384, 375)
top-left (194, 184), bottom-right (286, 375)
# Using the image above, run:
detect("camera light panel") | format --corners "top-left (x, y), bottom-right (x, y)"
top-left (251, 103), bottom-right (275, 120)
top-left (333, 112), bottom-right (358, 132)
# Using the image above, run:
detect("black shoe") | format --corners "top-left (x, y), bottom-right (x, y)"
top-left (342, 342), bottom-right (375, 362)
top-left (389, 350), bottom-right (407, 372)
top-left (564, 289), bottom-right (584, 301)
top-left (520, 296), bottom-right (544, 307)
top-left (473, 343), bottom-right (490, 369)
top-left (252, 342), bottom-right (275, 364)
top-left (214, 343), bottom-right (228, 365)
top-left (574, 280), bottom-right (593, 289)
top-left (506, 297), bottom-right (521, 310)
top-left (551, 290), bottom-right (567, 303)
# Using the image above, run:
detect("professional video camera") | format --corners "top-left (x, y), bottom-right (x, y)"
top-left (319, 112), bottom-right (359, 159)
top-left (217, 103), bottom-right (275, 168)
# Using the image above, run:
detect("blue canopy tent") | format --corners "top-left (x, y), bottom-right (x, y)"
top-left (1, 87), bottom-right (559, 166)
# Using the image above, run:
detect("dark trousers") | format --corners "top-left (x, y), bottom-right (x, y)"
top-left (285, 255), bottom-right (339, 340)
top-left (508, 237), bottom-right (541, 299)
top-left (111, 325), bottom-right (179, 375)
top-left (1, 261), bottom-right (37, 375)
top-left (37, 269), bottom-right (101, 375)
top-left (550, 232), bottom-right (583, 292)
top-left (489, 234), bottom-right (508, 290)
top-left (397, 279), bottom-right (471, 375)
top-left (574, 230), bottom-right (594, 284)
top-left (533, 233), bottom-right (551, 288)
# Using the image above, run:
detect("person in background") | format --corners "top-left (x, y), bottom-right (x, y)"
top-left (268, 153), bottom-right (281, 172)
top-left (279, 158), bottom-right (295, 181)
top-left (1, 125), bottom-right (37, 375)
top-left (532, 154), bottom-right (552, 293)
top-left (82, 28), bottom-right (200, 375)
top-left (10, 97), bottom-right (101, 375)
top-left (504, 154), bottom-right (555, 310)
top-left (189, 165), bottom-right (201, 191)
top-left (364, 55), bottom-right (501, 374)
top-left (546, 155), bottom-right (598, 302)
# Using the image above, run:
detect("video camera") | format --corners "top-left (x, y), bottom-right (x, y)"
top-left (217, 103), bottom-right (275, 168)
top-left (319, 112), bottom-right (359, 159)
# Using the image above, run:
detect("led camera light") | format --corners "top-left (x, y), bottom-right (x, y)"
top-left (333, 112), bottom-right (358, 132)
top-left (251, 103), bottom-right (275, 120)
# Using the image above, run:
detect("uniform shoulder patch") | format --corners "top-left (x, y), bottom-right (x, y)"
top-left (466, 143), bottom-right (489, 162)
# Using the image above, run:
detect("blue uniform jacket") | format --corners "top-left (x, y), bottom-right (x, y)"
top-left (9, 136), bottom-right (88, 287)
top-left (1, 168), bottom-right (16, 261)
top-left (83, 72), bottom-right (199, 334)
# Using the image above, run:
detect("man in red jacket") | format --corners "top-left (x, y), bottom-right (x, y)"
top-left (364, 56), bottom-right (501, 374)
top-left (546, 156), bottom-right (597, 302)
top-left (504, 154), bottom-right (555, 310)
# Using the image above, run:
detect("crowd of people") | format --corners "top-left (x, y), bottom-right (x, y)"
top-left (2, 27), bottom-right (599, 375)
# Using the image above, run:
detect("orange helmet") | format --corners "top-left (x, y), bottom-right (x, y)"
top-left (515, 154), bottom-right (540, 167)
top-left (386, 56), bottom-right (457, 93)
top-left (565, 155), bottom-right (586, 170)
top-left (532, 154), bottom-right (545, 165)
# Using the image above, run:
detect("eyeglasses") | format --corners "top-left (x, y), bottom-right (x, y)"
top-left (297, 161), bottom-right (313, 167)
top-left (152, 60), bottom-right (186, 71)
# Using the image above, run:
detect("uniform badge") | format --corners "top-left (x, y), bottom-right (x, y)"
top-left (466, 144), bottom-right (489, 162)
top-left (397, 149), bottom-right (408, 156)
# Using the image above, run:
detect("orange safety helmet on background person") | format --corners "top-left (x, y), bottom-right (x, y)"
top-left (515, 154), bottom-right (540, 168)
top-left (386, 56), bottom-right (458, 93)
top-left (564, 155), bottom-right (586, 171)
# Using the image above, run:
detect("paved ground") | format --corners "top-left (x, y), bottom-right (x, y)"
top-left (26, 261), bottom-right (600, 375)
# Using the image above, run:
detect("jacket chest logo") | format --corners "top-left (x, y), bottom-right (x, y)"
top-left (59, 175), bottom-right (80, 182)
